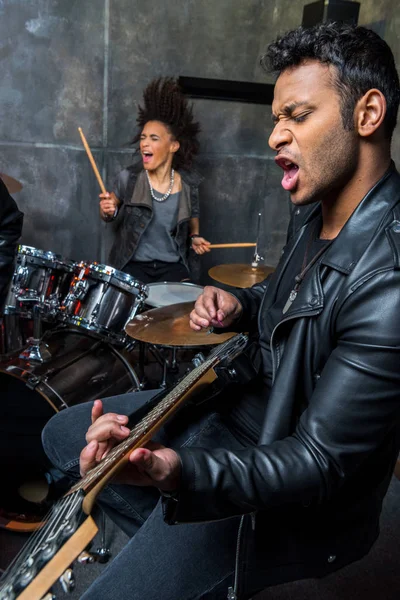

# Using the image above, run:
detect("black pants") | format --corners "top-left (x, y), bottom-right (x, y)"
top-left (123, 260), bottom-right (190, 284)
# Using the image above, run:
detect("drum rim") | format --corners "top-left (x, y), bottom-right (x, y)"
top-left (18, 244), bottom-right (60, 261)
top-left (146, 281), bottom-right (204, 290)
top-left (76, 262), bottom-right (148, 292)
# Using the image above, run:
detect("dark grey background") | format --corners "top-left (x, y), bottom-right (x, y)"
top-left (1, 1), bottom-right (399, 285)
top-left (4, 0), bottom-right (398, 287)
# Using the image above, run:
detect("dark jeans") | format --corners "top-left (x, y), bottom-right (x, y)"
top-left (123, 260), bottom-right (190, 284)
top-left (41, 391), bottom-right (249, 600)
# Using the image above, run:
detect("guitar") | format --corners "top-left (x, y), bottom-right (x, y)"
top-left (0, 333), bottom-right (248, 600)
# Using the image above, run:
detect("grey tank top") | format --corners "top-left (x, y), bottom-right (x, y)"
top-left (134, 189), bottom-right (181, 263)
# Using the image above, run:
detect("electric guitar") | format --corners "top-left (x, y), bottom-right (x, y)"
top-left (0, 333), bottom-right (248, 600)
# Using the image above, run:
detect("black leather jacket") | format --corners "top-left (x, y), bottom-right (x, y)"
top-left (107, 162), bottom-right (203, 278)
top-left (165, 164), bottom-right (400, 591)
top-left (0, 178), bottom-right (23, 311)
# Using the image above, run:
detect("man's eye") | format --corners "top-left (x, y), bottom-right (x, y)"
top-left (293, 114), bottom-right (308, 123)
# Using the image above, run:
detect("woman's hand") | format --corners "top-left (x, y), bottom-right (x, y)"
top-left (191, 236), bottom-right (211, 255)
top-left (99, 192), bottom-right (119, 220)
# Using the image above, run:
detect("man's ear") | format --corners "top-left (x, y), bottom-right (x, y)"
top-left (355, 89), bottom-right (386, 137)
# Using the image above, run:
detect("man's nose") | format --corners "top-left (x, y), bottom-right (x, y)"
top-left (268, 122), bottom-right (292, 151)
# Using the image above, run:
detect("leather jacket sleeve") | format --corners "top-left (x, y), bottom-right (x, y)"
top-left (166, 267), bottom-right (400, 523)
top-left (0, 179), bottom-right (23, 310)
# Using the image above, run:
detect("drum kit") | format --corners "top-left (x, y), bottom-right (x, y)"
top-left (0, 173), bottom-right (275, 532)
top-left (0, 237), bottom-right (274, 532)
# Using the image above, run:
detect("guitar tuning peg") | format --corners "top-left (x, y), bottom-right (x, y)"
top-left (59, 567), bottom-right (75, 593)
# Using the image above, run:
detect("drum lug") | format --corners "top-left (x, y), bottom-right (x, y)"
top-left (13, 264), bottom-right (29, 291)
top-left (26, 374), bottom-right (42, 389)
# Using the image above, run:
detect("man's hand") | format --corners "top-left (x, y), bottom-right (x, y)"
top-left (80, 399), bottom-right (130, 477)
top-left (79, 400), bottom-right (182, 491)
top-left (190, 285), bottom-right (242, 330)
top-left (99, 192), bottom-right (119, 219)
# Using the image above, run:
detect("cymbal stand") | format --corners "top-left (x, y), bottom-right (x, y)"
top-left (251, 211), bottom-right (264, 268)
top-left (19, 302), bottom-right (51, 362)
top-left (147, 344), bottom-right (179, 389)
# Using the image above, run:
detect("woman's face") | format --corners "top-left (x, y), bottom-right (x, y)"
top-left (140, 121), bottom-right (179, 171)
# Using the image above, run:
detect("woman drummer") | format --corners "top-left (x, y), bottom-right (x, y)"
top-left (99, 77), bottom-right (210, 284)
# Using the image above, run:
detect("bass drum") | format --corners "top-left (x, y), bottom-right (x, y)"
top-left (0, 326), bottom-right (140, 532)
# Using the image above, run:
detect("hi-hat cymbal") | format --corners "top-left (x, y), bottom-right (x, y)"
top-left (208, 263), bottom-right (274, 288)
top-left (0, 173), bottom-right (23, 194)
top-left (125, 301), bottom-right (235, 347)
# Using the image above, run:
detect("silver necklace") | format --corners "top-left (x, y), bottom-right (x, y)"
top-left (146, 169), bottom-right (175, 202)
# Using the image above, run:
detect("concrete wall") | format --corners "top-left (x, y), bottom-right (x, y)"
top-left (0, 0), bottom-right (399, 289)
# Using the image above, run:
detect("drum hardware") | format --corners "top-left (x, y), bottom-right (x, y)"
top-left (19, 304), bottom-right (51, 363)
top-left (251, 250), bottom-right (264, 268)
top-left (145, 344), bottom-right (179, 389)
top-left (251, 211), bottom-right (264, 268)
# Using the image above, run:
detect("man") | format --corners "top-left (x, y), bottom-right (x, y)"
top-left (0, 176), bottom-right (23, 311)
top-left (42, 23), bottom-right (400, 599)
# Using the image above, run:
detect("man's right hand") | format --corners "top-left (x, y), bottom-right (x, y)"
top-left (189, 286), bottom-right (243, 331)
top-left (99, 192), bottom-right (119, 219)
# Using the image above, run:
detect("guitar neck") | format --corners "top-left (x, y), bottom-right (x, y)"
top-left (70, 333), bottom-right (247, 514)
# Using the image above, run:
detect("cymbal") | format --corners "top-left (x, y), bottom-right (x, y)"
top-left (208, 263), bottom-right (274, 288)
top-left (0, 173), bottom-right (23, 194)
top-left (125, 301), bottom-right (235, 347)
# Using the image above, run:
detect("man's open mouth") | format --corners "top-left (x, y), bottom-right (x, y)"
top-left (275, 156), bottom-right (300, 192)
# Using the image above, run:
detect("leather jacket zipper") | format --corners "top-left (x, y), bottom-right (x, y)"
top-left (227, 513), bottom-right (256, 600)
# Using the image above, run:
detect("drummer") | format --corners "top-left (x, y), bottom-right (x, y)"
top-left (99, 77), bottom-right (210, 285)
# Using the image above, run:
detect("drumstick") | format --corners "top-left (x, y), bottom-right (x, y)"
top-left (208, 243), bottom-right (257, 249)
top-left (78, 127), bottom-right (107, 194)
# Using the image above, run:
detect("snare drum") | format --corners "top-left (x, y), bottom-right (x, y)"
top-left (60, 262), bottom-right (148, 344)
top-left (146, 281), bottom-right (204, 308)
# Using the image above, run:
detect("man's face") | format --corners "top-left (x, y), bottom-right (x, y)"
top-left (269, 60), bottom-right (359, 206)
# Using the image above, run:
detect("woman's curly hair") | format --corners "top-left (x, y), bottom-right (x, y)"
top-left (132, 77), bottom-right (200, 170)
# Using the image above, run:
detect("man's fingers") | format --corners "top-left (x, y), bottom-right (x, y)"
top-left (91, 399), bottom-right (103, 424)
top-left (80, 440), bottom-right (99, 477)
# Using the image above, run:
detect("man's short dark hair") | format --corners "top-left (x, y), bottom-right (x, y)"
top-left (261, 22), bottom-right (400, 140)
